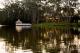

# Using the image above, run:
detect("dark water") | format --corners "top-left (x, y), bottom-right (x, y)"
top-left (0, 26), bottom-right (80, 53)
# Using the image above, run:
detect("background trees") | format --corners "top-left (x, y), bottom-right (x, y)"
top-left (0, 0), bottom-right (80, 25)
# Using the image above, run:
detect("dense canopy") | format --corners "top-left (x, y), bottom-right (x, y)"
top-left (0, 0), bottom-right (80, 25)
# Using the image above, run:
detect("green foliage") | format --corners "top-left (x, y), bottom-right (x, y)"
top-left (0, 0), bottom-right (80, 25)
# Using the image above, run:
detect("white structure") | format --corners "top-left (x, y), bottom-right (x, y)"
top-left (16, 19), bottom-right (32, 26)
top-left (16, 19), bottom-right (22, 25)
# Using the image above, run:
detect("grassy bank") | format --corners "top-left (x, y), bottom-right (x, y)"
top-left (32, 22), bottom-right (80, 29)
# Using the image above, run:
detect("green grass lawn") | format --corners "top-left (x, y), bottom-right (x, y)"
top-left (32, 22), bottom-right (80, 29)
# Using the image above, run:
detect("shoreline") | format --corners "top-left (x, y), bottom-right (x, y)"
top-left (32, 23), bottom-right (80, 28)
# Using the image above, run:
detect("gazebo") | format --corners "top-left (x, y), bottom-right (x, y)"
top-left (16, 19), bottom-right (22, 25)
top-left (16, 19), bottom-right (32, 26)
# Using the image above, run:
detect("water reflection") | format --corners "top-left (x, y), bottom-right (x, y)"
top-left (0, 26), bottom-right (80, 53)
top-left (16, 26), bottom-right (22, 32)
top-left (0, 38), bottom-right (7, 53)
top-left (16, 26), bottom-right (31, 32)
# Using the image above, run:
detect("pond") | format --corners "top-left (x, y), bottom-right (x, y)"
top-left (0, 26), bottom-right (80, 53)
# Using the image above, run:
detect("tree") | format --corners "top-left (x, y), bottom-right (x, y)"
top-left (0, 0), bottom-right (27, 25)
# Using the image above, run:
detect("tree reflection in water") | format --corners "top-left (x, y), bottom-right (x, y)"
top-left (0, 26), bottom-right (80, 53)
